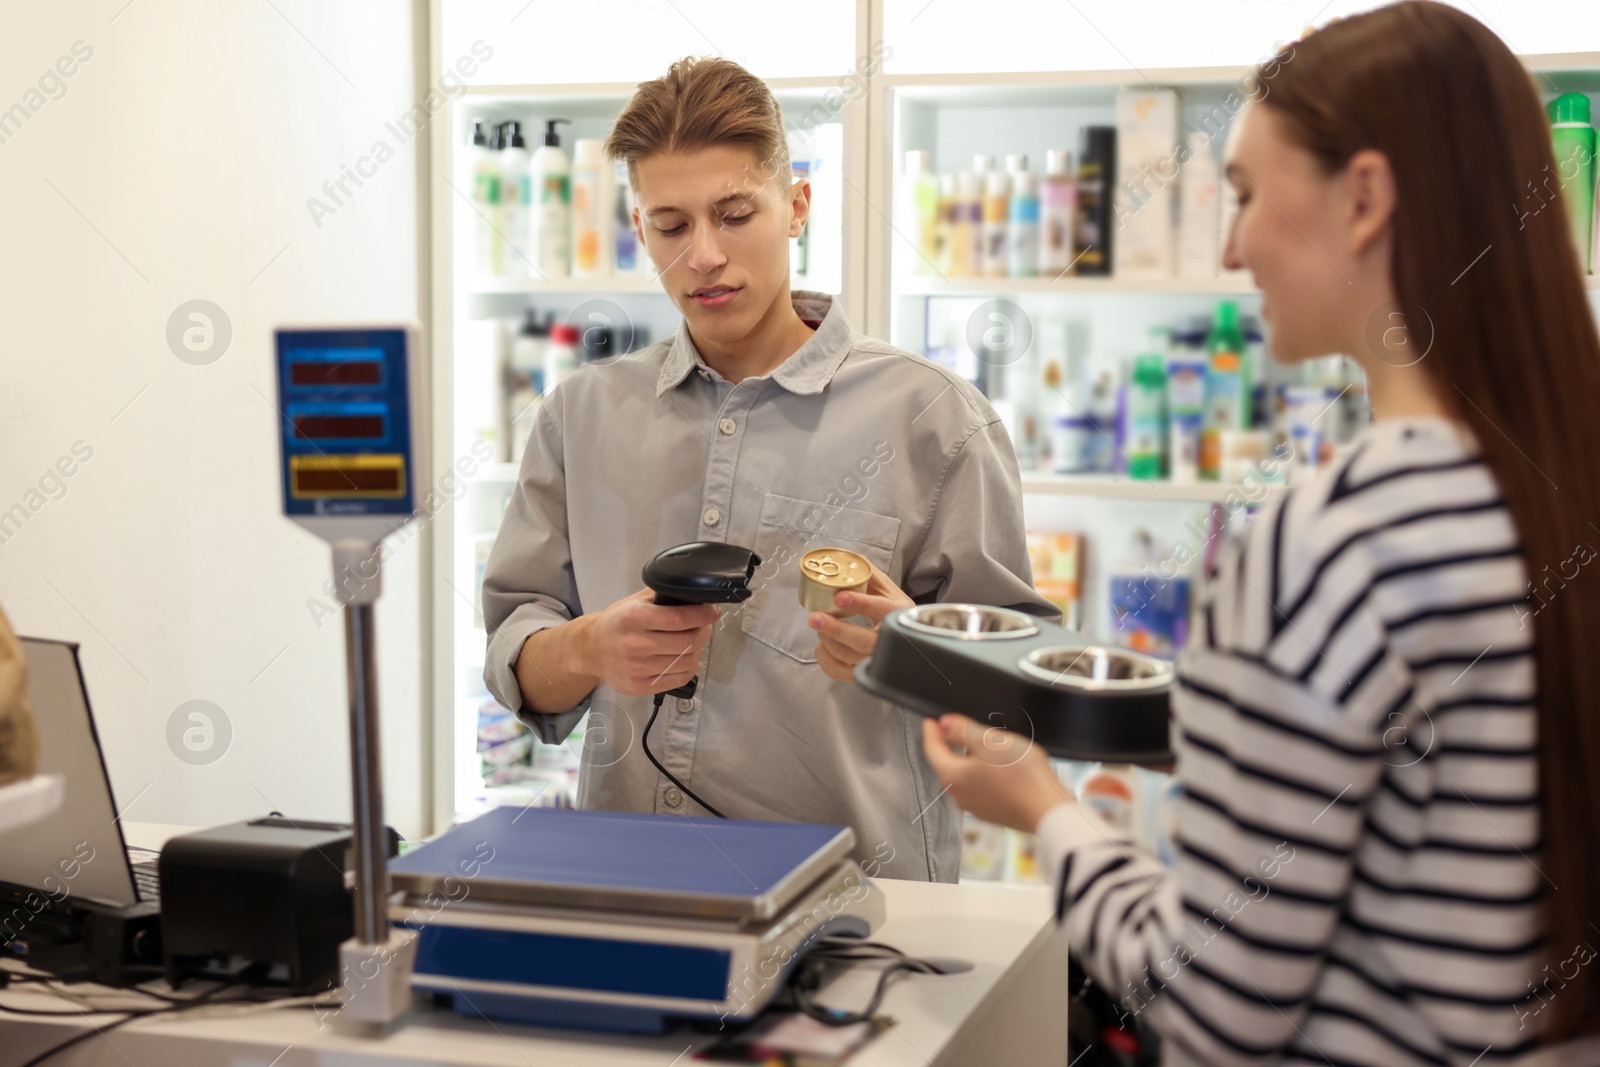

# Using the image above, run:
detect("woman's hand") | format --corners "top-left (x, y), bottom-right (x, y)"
top-left (921, 714), bottom-right (1071, 833)
top-left (809, 564), bottom-right (915, 682)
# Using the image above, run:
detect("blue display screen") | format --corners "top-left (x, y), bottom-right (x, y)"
top-left (275, 329), bottom-right (413, 518)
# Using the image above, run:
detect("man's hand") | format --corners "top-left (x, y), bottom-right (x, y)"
top-left (920, 714), bottom-right (1071, 833)
top-left (808, 564), bottom-right (915, 682)
top-left (577, 587), bottom-right (722, 697)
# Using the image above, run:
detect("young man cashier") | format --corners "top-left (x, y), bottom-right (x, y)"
top-left (481, 57), bottom-right (1058, 882)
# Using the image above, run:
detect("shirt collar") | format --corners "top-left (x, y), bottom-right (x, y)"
top-left (654, 290), bottom-right (853, 398)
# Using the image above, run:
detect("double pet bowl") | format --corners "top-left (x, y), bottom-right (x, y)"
top-left (856, 605), bottom-right (1175, 763)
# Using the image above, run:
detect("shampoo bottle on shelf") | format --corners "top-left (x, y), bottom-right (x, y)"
top-left (613, 160), bottom-right (639, 276)
top-left (508, 310), bottom-right (549, 465)
top-left (1547, 92), bottom-right (1596, 273)
top-left (1008, 167), bottom-right (1040, 278)
top-left (498, 121), bottom-right (532, 277)
top-left (904, 150), bottom-right (941, 274)
top-left (571, 138), bottom-right (610, 278)
top-left (935, 173), bottom-right (957, 275)
top-left (531, 119), bottom-right (572, 279)
top-left (1088, 368), bottom-right (1119, 474)
top-left (981, 167), bottom-right (1011, 278)
top-left (1075, 127), bottom-right (1115, 276)
top-left (1050, 375), bottom-right (1094, 475)
top-left (543, 322), bottom-right (581, 396)
top-left (951, 170), bottom-right (979, 276)
top-left (1039, 149), bottom-right (1077, 276)
top-left (1200, 300), bottom-right (1250, 480)
top-left (1178, 130), bottom-right (1221, 278)
top-left (1126, 352), bottom-right (1168, 480)
top-left (790, 159), bottom-right (811, 277)
top-left (1167, 317), bottom-right (1208, 484)
top-left (470, 120), bottom-right (502, 278)
top-left (971, 155), bottom-right (994, 276)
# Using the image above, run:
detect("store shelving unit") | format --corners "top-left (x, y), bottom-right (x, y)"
top-left (427, 0), bottom-right (1600, 836)
top-left (858, 50), bottom-right (1600, 663)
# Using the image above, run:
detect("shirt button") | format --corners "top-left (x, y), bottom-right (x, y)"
top-left (676, 698), bottom-right (694, 714)
top-left (664, 787), bottom-right (683, 808)
top-left (703, 507), bottom-right (720, 527)
top-left (719, 417), bottom-right (737, 435)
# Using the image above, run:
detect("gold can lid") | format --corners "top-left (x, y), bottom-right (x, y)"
top-left (800, 548), bottom-right (871, 588)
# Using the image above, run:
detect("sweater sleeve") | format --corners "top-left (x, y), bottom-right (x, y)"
top-left (1041, 500), bottom-right (1392, 1065)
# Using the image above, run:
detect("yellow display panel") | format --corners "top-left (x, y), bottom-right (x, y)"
top-left (289, 454), bottom-right (407, 499)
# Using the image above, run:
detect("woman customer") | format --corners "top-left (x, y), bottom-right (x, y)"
top-left (923, 3), bottom-right (1600, 1063)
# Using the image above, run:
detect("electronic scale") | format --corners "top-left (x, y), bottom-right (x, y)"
top-left (273, 325), bottom-right (884, 1032)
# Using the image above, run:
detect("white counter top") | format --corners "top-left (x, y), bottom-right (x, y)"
top-left (5, 821), bottom-right (1069, 1066)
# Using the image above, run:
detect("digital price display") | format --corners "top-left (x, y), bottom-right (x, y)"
top-left (289, 355), bottom-right (384, 388)
top-left (275, 329), bottom-right (414, 518)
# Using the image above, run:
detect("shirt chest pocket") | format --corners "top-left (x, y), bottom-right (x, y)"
top-left (740, 493), bottom-right (902, 664)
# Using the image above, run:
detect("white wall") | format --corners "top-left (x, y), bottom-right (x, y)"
top-left (0, 2), bottom-right (432, 838)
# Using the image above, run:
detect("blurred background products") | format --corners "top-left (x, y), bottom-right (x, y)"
top-left (922, 296), bottom-right (1367, 485)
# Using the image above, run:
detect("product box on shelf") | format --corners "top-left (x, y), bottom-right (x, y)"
top-left (1113, 89), bottom-right (1180, 279)
top-left (1027, 531), bottom-right (1084, 631)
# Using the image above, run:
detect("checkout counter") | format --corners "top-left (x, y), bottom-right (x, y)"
top-left (2, 325), bottom-right (1173, 1065)
top-left (5, 820), bottom-right (1069, 1066)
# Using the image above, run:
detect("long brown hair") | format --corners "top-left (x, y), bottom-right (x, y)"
top-left (1257, 1), bottom-right (1600, 1040)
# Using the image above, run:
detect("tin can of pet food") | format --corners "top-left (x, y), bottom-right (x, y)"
top-left (798, 548), bottom-right (872, 616)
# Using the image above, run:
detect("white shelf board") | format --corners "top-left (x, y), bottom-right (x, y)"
top-left (1021, 472), bottom-right (1287, 502)
top-left (895, 274), bottom-right (1257, 296)
top-left (468, 275), bottom-right (665, 296)
top-left (897, 274), bottom-right (1600, 296)
top-left (458, 77), bottom-right (849, 101)
top-left (877, 53), bottom-right (1600, 99)
top-left (880, 66), bottom-right (1255, 100)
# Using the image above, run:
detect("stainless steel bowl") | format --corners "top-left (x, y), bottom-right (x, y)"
top-left (899, 604), bottom-right (1040, 641)
top-left (1018, 645), bottom-right (1173, 690)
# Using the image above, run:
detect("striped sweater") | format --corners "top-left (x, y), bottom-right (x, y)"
top-left (1038, 417), bottom-right (1555, 1066)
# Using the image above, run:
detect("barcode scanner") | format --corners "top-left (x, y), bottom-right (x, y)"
top-left (639, 542), bottom-right (761, 818)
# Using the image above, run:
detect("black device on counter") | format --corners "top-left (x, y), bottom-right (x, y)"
top-left (160, 816), bottom-right (401, 991)
top-left (0, 891), bottom-right (163, 987)
top-left (638, 541), bottom-right (761, 818)
top-left (856, 604), bottom-right (1174, 763)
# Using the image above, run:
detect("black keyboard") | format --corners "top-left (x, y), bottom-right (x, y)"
top-left (131, 859), bottom-right (160, 903)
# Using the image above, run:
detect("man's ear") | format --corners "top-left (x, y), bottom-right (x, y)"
top-left (1344, 148), bottom-right (1396, 257)
top-left (789, 180), bottom-right (812, 238)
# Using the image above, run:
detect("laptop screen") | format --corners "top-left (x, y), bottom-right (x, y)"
top-left (0, 638), bottom-right (137, 907)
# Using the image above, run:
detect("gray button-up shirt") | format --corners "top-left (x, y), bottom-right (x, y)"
top-left (482, 291), bottom-right (1060, 881)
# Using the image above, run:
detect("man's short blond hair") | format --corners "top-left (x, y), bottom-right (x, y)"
top-left (606, 56), bottom-right (791, 190)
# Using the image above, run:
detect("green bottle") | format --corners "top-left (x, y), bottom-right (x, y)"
top-left (1200, 300), bottom-right (1249, 480)
top-left (1547, 93), bottom-right (1596, 273)
top-left (1127, 352), bottom-right (1168, 480)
